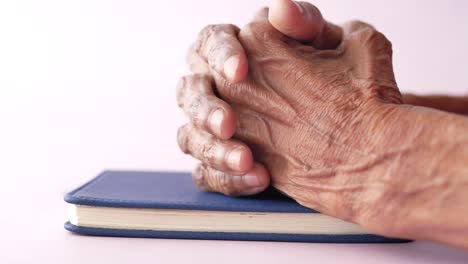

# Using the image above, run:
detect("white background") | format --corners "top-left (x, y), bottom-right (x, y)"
top-left (0, 0), bottom-right (467, 263)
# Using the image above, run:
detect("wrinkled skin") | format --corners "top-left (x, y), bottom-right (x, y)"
top-left (225, 20), bottom-right (402, 220)
top-left (177, 4), bottom-right (468, 249)
top-left (180, 17), bottom-right (403, 225)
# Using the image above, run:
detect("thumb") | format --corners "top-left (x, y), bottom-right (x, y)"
top-left (268, 0), bottom-right (342, 49)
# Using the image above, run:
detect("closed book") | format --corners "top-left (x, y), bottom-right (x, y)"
top-left (64, 170), bottom-right (408, 243)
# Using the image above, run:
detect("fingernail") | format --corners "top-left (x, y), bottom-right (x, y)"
top-left (223, 55), bottom-right (240, 81)
top-left (293, 1), bottom-right (312, 19)
top-left (209, 109), bottom-right (224, 136)
top-left (227, 147), bottom-right (244, 171)
top-left (292, 1), bottom-right (305, 14)
top-left (242, 174), bottom-right (261, 187)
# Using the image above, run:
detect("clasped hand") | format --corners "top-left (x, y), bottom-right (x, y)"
top-left (176, 0), bottom-right (468, 248)
top-left (177, 2), bottom-right (401, 227)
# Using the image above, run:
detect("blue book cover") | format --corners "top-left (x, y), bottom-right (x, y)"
top-left (64, 170), bottom-right (408, 243)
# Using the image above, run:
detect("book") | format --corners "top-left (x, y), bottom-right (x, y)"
top-left (64, 170), bottom-right (408, 243)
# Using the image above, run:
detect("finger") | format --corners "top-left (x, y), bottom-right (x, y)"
top-left (268, 0), bottom-right (343, 49)
top-left (177, 124), bottom-right (254, 174)
top-left (341, 20), bottom-right (393, 77)
top-left (193, 163), bottom-right (270, 197)
top-left (188, 24), bottom-right (248, 83)
top-left (341, 20), bottom-right (401, 104)
top-left (186, 47), bottom-right (210, 74)
top-left (176, 74), bottom-right (236, 139)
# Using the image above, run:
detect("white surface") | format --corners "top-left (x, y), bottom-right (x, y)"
top-left (0, 0), bottom-right (467, 263)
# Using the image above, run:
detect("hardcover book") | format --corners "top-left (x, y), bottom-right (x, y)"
top-left (64, 170), bottom-right (408, 243)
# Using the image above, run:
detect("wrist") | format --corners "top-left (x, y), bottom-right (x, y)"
top-left (357, 103), bottom-right (468, 242)
top-left (351, 103), bottom-right (425, 236)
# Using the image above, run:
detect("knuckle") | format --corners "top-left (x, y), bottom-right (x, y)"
top-left (368, 30), bottom-right (392, 53)
top-left (195, 165), bottom-right (240, 196)
top-left (360, 29), bottom-right (392, 54)
top-left (176, 125), bottom-right (191, 154)
top-left (204, 24), bottom-right (239, 72)
top-left (199, 24), bottom-right (225, 37)
top-left (240, 21), bottom-right (276, 41)
top-left (186, 94), bottom-right (206, 122)
top-left (196, 24), bottom-right (238, 54)
top-left (200, 24), bottom-right (218, 34)
top-left (199, 137), bottom-right (217, 164)
top-left (217, 172), bottom-right (239, 196)
top-left (195, 25), bottom-right (217, 52)
top-left (346, 20), bottom-right (392, 54)
top-left (192, 73), bottom-right (213, 93)
top-left (200, 24), bottom-right (237, 36)
top-left (182, 73), bottom-right (213, 94)
top-left (242, 21), bottom-right (262, 35)
top-left (179, 75), bottom-right (215, 119)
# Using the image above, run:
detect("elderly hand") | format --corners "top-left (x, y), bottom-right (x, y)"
top-left (177, 0), bottom-right (404, 224)
top-left (177, 0), bottom-right (347, 197)
top-left (176, 0), bottom-right (468, 249)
